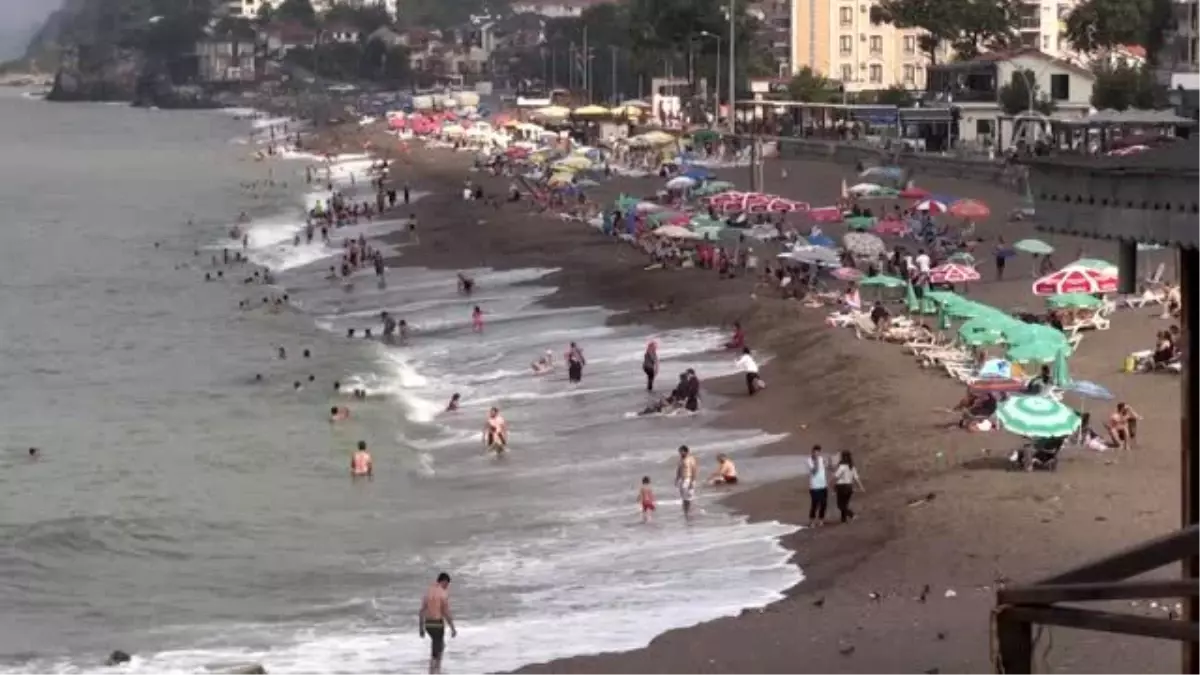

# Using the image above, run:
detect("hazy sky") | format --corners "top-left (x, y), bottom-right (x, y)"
top-left (0, 0), bottom-right (61, 60)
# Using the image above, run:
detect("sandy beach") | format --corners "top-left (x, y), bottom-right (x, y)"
top-left (307, 123), bottom-right (1184, 674)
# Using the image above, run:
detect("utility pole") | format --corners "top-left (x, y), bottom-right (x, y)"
top-left (550, 46), bottom-right (557, 89)
top-left (727, 0), bottom-right (736, 132)
top-left (569, 40), bottom-right (575, 90)
top-left (582, 24), bottom-right (589, 101)
top-left (610, 45), bottom-right (618, 103)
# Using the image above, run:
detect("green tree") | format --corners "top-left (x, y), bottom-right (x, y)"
top-left (1091, 61), bottom-right (1164, 109)
top-left (872, 84), bottom-right (916, 106)
top-left (323, 2), bottom-right (393, 33)
top-left (275, 0), bottom-right (318, 27)
top-left (361, 38), bottom-right (412, 83)
top-left (1065, 0), bottom-right (1174, 64)
top-left (998, 69), bottom-right (1055, 115)
top-left (871, 0), bottom-right (1018, 64)
top-left (786, 66), bottom-right (839, 102)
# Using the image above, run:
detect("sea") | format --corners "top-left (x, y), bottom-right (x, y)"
top-left (0, 90), bottom-right (802, 674)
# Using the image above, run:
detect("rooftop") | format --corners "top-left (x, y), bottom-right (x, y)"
top-left (933, 48), bottom-right (1094, 79)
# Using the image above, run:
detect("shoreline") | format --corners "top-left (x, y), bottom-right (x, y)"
top-left (296, 121), bottom-right (1181, 674)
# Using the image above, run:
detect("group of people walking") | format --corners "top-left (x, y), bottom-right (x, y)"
top-left (806, 445), bottom-right (865, 526)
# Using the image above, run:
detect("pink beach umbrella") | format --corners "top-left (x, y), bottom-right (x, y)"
top-left (832, 267), bottom-right (864, 282)
top-left (899, 186), bottom-right (930, 199)
top-left (949, 198), bottom-right (991, 220)
top-left (767, 198), bottom-right (799, 212)
top-left (1032, 267), bottom-right (1118, 295)
top-left (915, 199), bottom-right (948, 214)
top-left (929, 263), bottom-right (981, 284)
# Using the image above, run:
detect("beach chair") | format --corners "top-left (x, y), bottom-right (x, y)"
top-left (1066, 313), bottom-right (1111, 336)
top-left (1144, 262), bottom-right (1166, 290)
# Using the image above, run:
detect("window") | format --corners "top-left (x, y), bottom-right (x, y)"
top-left (840, 35), bottom-right (853, 54)
top-left (1019, 3), bottom-right (1040, 29)
top-left (1050, 73), bottom-right (1070, 100)
top-left (975, 119), bottom-right (994, 137)
top-left (903, 35), bottom-right (916, 54)
top-left (869, 35), bottom-right (883, 54)
top-left (839, 6), bottom-right (853, 26)
top-left (903, 64), bottom-right (915, 83)
top-left (1020, 32), bottom-right (1039, 47)
top-left (869, 64), bottom-right (883, 83)
top-left (1043, 35), bottom-right (1050, 49)
top-left (841, 64), bottom-right (854, 82)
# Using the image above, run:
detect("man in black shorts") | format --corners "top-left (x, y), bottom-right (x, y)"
top-left (419, 572), bottom-right (456, 673)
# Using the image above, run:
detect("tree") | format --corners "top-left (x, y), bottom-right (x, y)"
top-left (871, 0), bottom-right (1019, 65)
top-left (254, 2), bottom-right (273, 27)
top-left (1065, 0), bottom-right (1174, 64)
top-left (871, 84), bottom-right (916, 106)
top-left (323, 2), bottom-right (393, 34)
top-left (361, 38), bottom-right (412, 82)
top-left (998, 69), bottom-right (1055, 115)
top-left (787, 66), bottom-right (839, 102)
top-left (1091, 61), bottom-right (1164, 109)
top-left (275, 0), bottom-right (318, 27)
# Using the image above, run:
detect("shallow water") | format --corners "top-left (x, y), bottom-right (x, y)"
top-left (0, 92), bottom-right (802, 674)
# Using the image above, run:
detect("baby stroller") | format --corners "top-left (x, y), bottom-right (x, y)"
top-left (1009, 436), bottom-right (1066, 471)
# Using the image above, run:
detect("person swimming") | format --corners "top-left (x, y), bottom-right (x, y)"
top-left (531, 349), bottom-right (555, 374)
top-left (330, 405), bottom-right (350, 422)
top-left (446, 393), bottom-right (461, 411)
top-left (482, 407), bottom-right (508, 454)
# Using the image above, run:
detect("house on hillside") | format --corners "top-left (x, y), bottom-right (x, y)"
top-left (195, 35), bottom-right (258, 83)
top-left (509, 0), bottom-right (609, 18)
top-left (925, 48), bottom-right (1096, 149)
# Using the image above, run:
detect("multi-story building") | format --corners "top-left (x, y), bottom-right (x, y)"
top-left (509, 0), bottom-right (610, 19)
top-left (1160, 0), bottom-right (1199, 90)
top-left (789, 0), bottom-right (938, 91)
top-left (748, 0), bottom-right (792, 75)
top-left (221, 0), bottom-right (397, 19)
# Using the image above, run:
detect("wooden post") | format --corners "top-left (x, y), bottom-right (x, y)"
top-left (1181, 246), bottom-right (1199, 675)
top-left (1118, 241), bottom-right (1138, 295)
top-left (995, 608), bottom-right (1034, 674)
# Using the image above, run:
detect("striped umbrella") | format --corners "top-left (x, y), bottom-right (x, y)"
top-left (997, 395), bottom-right (1081, 438)
top-left (915, 199), bottom-right (948, 213)
top-left (1033, 267), bottom-right (1118, 295)
top-left (968, 376), bottom-right (1027, 394)
top-left (929, 263), bottom-right (981, 284)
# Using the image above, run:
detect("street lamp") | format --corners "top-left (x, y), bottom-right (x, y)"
top-left (696, 30), bottom-right (721, 127)
top-left (727, 0), bottom-right (736, 132)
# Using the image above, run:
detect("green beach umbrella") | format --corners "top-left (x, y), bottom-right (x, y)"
top-left (615, 195), bottom-right (638, 210)
top-left (691, 129), bottom-right (721, 143)
top-left (1047, 293), bottom-right (1102, 310)
top-left (1007, 339), bottom-right (1066, 364)
top-left (1014, 239), bottom-right (1054, 255)
top-left (937, 305), bottom-right (951, 330)
top-left (1068, 258), bottom-right (1117, 273)
top-left (845, 216), bottom-right (876, 231)
top-left (924, 290), bottom-right (960, 304)
top-left (860, 274), bottom-right (906, 289)
top-left (961, 327), bottom-right (1006, 347)
top-left (1051, 347), bottom-right (1071, 386)
top-left (997, 396), bottom-right (1081, 438)
top-left (690, 215), bottom-right (725, 229)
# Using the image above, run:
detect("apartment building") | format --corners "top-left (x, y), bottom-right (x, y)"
top-left (222, 0), bottom-right (398, 19)
top-left (790, 0), bottom-right (935, 91)
top-left (1160, 0), bottom-right (1200, 90)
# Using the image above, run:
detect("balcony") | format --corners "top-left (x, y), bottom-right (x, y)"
top-left (924, 62), bottom-right (1000, 104)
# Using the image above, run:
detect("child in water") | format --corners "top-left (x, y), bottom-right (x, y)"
top-left (471, 306), bottom-right (484, 333)
top-left (638, 476), bottom-right (656, 523)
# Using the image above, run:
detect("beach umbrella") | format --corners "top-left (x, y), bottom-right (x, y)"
top-left (915, 199), bottom-right (948, 213)
top-left (533, 105), bottom-right (571, 119)
top-left (783, 246), bottom-right (841, 267)
top-left (832, 267), bottom-right (864, 282)
top-left (1051, 347), bottom-right (1071, 386)
top-left (847, 182), bottom-right (883, 196)
top-left (949, 198), bottom-right (991, 220)
top-left (947, 252), bottom-right (976, 266)
top-left (899, 186), bottom-right (930, 199)
top-left (654, 225), bottom-right (701, 240)
top-left (665, 176), bottom-right (697, 190)
top-left (1033, 266), bottom-right (1118, 295)
top-left (961, 327), bottom-right (1007, 347)
top-left (572, 104), bottom-right (611, 116)
top-left (872, 219), bottom-right (908, 236)
top-left (978, 358), bottom-right (1014, 379)
top-left (846, 216), bottom-right (876, 231)
top-left (859, 274), bottom-right (906, 289)
top-left (809, 206), bottom-right (844, 223)
top-left (843, 232), bottom-right (886, 258)
top-left (859, 166), bottom-right (905, 180)
top-left (904, 282), bottom-right (919, 313)
top-left (937, 305), bottom-right (951, 330)
top-left (639, 130), bottom-right (677, 146)
top-left (969, 376), bottom-right (1027, 394)
top-left (1066, 380), bottom-right (1114, 400)
top-left (1046, 293), bottom-right (1102, 309)
top-left (635, 201), bottom-right (666, 213)
top-left (1013, 238), bottom-right (1054, 255)
top-left (929, 263), bottom-right (981, 284)
top-left (997, 396), bottom-right (1081, 438)
top-left (691, 129), bottom-right (721, 143)
top-left (1007, 339), bottom-right (1067, 364)
top-left (1066, 258), bottom-right (1119, 275)
top-left (808, 233), bottom-right (837, 248)
top-left (768, 198), bottom-right (800, 212)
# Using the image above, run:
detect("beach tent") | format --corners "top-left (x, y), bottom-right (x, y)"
top-left (572, 105), bottom-right (611, 116)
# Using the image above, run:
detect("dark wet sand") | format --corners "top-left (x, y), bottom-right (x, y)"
top-left (311, 126), bottom-right (1184, 673)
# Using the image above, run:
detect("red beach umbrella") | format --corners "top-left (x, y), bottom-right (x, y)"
top-left (929, 263), bottom-right (981, 284)
top-left (968, 377), bottom-right (1027, 394)
top-left (949, 199), bottom-right (991, 220)
top-left (767, 198), bottom-right (797, 212)
top-left (915, 199), bottom-right (948, 214)
top-left (808, 206), bottom-right (843, 223)
top-left (899, 186), bottom-right (930, 199)
top-left (1032, 267), bottom-right (1118, 295)
top-left (872, 219), bottom-right (908, 236)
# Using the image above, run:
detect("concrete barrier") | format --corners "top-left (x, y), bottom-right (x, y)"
top-left (760, 136), bottom-right (1020, 189)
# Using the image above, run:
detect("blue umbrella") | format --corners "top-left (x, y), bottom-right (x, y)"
top-left (1066, 380), bottom-right (1113, 400)
top-left (807, 234), bottom-right (837, 248)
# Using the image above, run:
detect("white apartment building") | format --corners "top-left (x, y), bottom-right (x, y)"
top-left (222, 0), bottom-right (398, 19)
top-left (508, 0), bottom-right (608, 18)
top-left (1161, 0), bottom-right (1200, 90)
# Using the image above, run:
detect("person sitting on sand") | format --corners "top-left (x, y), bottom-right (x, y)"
top-left (953, 391), bottom-right (997, 430)
top-left (708, 454), bottom-right (739, 485)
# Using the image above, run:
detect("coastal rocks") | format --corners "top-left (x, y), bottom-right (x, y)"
top-left (47, 46), bottom-right (142, 103)
top-left (105, 650), bottom-right (131, 666)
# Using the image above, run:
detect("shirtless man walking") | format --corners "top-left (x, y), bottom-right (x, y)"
top-left (419, 572), bottom-right (457, 674)
top-left (483, 407), bottom-right (508, 454)
top-left (675, 445), bottom-right (699, 520)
